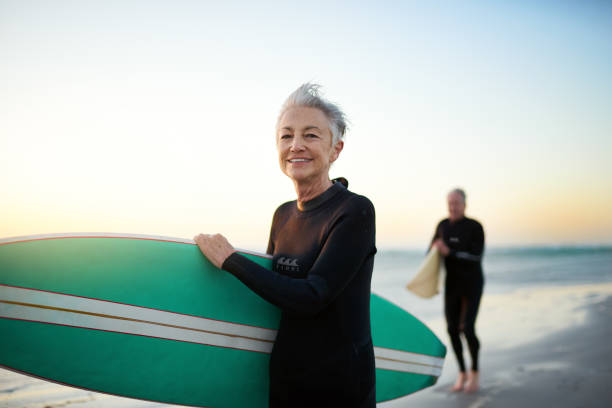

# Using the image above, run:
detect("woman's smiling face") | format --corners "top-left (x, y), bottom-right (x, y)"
top-left (276, 106), bottom-right (343, 185)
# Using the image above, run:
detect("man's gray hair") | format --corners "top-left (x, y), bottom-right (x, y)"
top-left (277, 83), bottom-right (348, 145)
top-left (449, 188), bottom-right (466, 203)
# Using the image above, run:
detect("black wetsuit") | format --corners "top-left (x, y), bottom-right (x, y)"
top-left (222, 180), bottom-right (377, 408)
top-left (431, 217), bottom-right (484, 372)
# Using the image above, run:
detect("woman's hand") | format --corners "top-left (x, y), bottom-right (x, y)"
top-left (193, 233), bottom-right (235, 269)
top-left (432, 238), bottom-right (450, 257)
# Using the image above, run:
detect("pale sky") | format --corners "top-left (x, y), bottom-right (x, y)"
top-left (1, 0), bottom-right (611, 249)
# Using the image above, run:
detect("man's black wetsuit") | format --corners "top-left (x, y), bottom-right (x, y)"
top-left (222, 180), bottom-right (377, 407)
top-left (431, 217), bottom-right (484, 373)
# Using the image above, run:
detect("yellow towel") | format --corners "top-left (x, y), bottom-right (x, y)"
top-left (406, 247), bottom-right (441, 298)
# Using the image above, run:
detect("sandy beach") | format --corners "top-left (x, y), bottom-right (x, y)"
top-left (383, 283), bottom-right (612, 408)
top-left (2, 282), bottom-right (612, 408)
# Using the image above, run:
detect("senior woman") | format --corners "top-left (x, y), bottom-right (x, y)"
top-left (194, 83), bottom-right (377, 408)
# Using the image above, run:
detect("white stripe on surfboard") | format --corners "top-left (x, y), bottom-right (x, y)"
top-left (0, 233), bottom-right (271, 259)
top-left (374, 346), bottom-right (444, 368)
top-left (374, 357), bottom-right (442, 377)
top-left (1, 300), bottom-right (275, 353)
top-left (0, 285), bottom-right (444, 376)
top-left (0, 285), bottom-right (277, 342)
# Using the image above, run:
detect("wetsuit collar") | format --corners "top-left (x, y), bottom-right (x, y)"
top-left (299, 179), bottom-right (346, 212)
top-left (449, 216), bottom-right (466, 225)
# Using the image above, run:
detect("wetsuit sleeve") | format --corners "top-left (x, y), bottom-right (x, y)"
top-left (221, 196), bottom-right (375, 317)
top-left (451, 221), bottom-right (484, 263)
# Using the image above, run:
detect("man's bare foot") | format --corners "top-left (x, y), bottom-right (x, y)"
top-left (464, 370), bottom-right (479, 393)
top-left (451, 372), bottom-right (466, 392)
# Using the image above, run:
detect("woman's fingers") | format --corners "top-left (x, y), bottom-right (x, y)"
top-left (194, 233), bottom-right (235, 269)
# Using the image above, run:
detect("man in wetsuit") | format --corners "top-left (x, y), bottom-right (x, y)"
top-left (431, 188), bottom-right (484, 393)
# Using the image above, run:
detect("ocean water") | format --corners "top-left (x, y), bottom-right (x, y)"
top-left (372, 246), bottom-right (612, 322)
top-left (2, 246), bottom-right (611, 407)
top-left (377, 246), bottom-right (612, 290)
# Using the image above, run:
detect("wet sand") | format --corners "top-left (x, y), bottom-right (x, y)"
top-left (2, 283), bottom-right (612, 407)
top-left (382, 283), bottom-right (612, 407)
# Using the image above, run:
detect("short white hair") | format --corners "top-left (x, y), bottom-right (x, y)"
top-left (277, 83), bottom-right (348, 145)
top-left (448, 188), bottom-right (466, 203)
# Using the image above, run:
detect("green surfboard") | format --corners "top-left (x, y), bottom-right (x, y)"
top-left (0, 233), bottom-right (446, 407)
